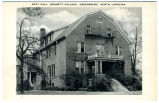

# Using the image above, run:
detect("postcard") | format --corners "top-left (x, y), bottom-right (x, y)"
top-left (2, 1), bottom-right (157, 101)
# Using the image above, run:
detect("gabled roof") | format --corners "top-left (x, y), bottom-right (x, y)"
top-left (36, 10), bottom-right (131, 53)
top-left (63, 10), bottom-right (131, 44)
top-left (51, 10), bottom-right (131, 44)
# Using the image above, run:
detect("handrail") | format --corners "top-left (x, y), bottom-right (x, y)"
top-left (88, 53), bottom-right (123, 59)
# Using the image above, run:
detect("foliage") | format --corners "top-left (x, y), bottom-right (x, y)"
top-left (17, 80), bottom-right (32, 91)
top-left (89, 75), bottom-right (113, 91)
top-left (43, 86), bottom-right (77, 91)
top-left (114, 74), bottom-right (142, 91)
top-left (40, 78), bottom-right (47, 90)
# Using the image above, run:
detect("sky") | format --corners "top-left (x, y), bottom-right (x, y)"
top-left (17, 7), bottom-right (142, 38)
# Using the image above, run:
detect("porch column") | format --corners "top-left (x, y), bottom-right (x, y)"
top-left (100, 61), bottom-right (102, 74)
top-left (95, 60), bottom-right (98, 75)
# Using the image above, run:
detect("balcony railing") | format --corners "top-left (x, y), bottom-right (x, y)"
top-left (85, 28), bottom-right (116, 38)
top-left (88, 53), bottom-right (123, 60)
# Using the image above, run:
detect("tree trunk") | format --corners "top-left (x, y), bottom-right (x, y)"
top-left (20, 60), bottom-right (24, 93)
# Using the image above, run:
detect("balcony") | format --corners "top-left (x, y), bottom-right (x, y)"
top-left (88, 53), bottom-right (123, 61)
top-left (85, 27), bottom-right (116, 38)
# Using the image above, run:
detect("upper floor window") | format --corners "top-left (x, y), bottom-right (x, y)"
top-left (107, 28), bottom-right (112, 37)
top-left (86, 25), bottom-right (92, 34)
top-left (96, 44), bottom-right (104, 55)
top-left (46, 48), bottom-right (51, 59)
top-left (77, 42), bottom-right (84, 53)
top-left (49, 34), bottom-right (52, 42)
top-left (54, 45), bottom-right (56, 55)
top-left (115, 45), bottom-right (122, 55)
top-left (45, 37), bottom-right (48, 45)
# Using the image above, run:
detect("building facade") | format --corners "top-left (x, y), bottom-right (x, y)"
top-left (32, 10), bottom-right (132, 89)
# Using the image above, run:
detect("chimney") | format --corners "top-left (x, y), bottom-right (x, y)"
top-left (40, 28), bottom-right (46, 46)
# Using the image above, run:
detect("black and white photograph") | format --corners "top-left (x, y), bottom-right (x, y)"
top-left (16, 7), bottom-right (142, 95)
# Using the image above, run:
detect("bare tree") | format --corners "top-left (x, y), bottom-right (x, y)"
top-left (16, 7), bottom-right (44, 93)
top-left (130, 24), bottom-right (142, 75)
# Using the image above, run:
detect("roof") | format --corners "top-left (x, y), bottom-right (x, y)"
top-left (36, 10), bottom-right (131, 53)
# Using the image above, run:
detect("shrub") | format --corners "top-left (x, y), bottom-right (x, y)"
top-left (44, 86), bottom-right (61, 91)
top-left (23, 80), bottom-right (32, 90)
top-left (63, 71), bottom-right (87, 89)
top-left (114, 74), bottom-right (142, 91)
top-left (43, 86), bottom-right (76, 91)
top-left (132, 76), bottom-right (142, 90)
top-left (16, 83), bottom-right (21, 91)
top-left (40, 78), bottom-right (47, 90)
top-left (90, 75), bottom-right (113, 91)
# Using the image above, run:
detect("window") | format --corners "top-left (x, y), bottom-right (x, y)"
top-left (45, 37), bottom-right (48, 45)
top-left (107, 28), bottom-right (112, 37)
top-left (81, 61), bottom-right (84, 74)
top-left (48, 66), bottom-right (51, 78)
top-left (77, 42), bottom-right (84, 53)
top-left (96, 44), bottom-right (104, 55)
top-left (75, 61), bottom-right (79, 72)
top-left (115, 45), bottom-right (122, 55)
top-left (86, 25), bottom-right (91, 34)
top-left (46, 48), bottom-right (51, 59)
top-left (81, 42), bottom-right (84, 53)
top-left (54, 45), bottom-right (56, 55)
top-left (75, 61), bottom-right (85, 74)
top-left (50, 35), bottom-right (52, 42)
top-left (53, 64), bottom-right (55, 77)
top-left (48, 64), bottom-right (55, 78)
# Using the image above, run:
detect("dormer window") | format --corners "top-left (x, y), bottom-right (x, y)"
top-left (107, 28), bottom-right (112, 37)
top-left (86, 25), bottom-right (92, 34)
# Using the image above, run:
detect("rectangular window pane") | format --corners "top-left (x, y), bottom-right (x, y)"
top-left (51, 65), bottom-right (54, 76)
top-left (79, 61), bottom-right (81, 74)
top-left (115, 46), bottom-right (118, 55)
top-left (119, 46), bottom-right (122, 55)
top-left (81, 42), bottom-right (84, 53)
top-left (54, 64), bottom-right (55, 76)
top-left (107, 28), bottom-right (112, 37)
top-left (86, 25), bottom-right (91, 34)
top-left (76, 61), bottom-right (79, 68)
top-left (49, 66), bottom-right (51, 77)
top-left (77, 42), bottom-right (81, 53)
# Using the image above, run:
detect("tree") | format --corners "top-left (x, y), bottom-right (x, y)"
top-left (130, 24), bottom-right (142, 75)
top-left (16, 7), bottom-right (44, 93)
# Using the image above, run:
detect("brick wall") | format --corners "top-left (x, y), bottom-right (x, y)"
top-left (66, 12), bottom-right (132, 76)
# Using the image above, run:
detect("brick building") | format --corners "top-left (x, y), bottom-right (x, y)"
top-left (31, 10), bottom-right (132, 89)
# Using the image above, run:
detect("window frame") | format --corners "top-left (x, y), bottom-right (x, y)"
top-left (86, 25), bottom-right (92, 34)
top-left (107, 28), bottom-right (112, 37)
top-left (115, 45), bottom-right (122, 55)
top-left (75, 61), bottom-right (85, 74)
top-left (76, 42), bottom-right (85, 53)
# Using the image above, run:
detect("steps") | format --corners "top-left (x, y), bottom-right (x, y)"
top-left (111, 78), bottom-right (129, 92)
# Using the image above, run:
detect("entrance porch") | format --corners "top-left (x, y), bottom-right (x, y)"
top-left (87, 54), bottom-right (125, 77)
